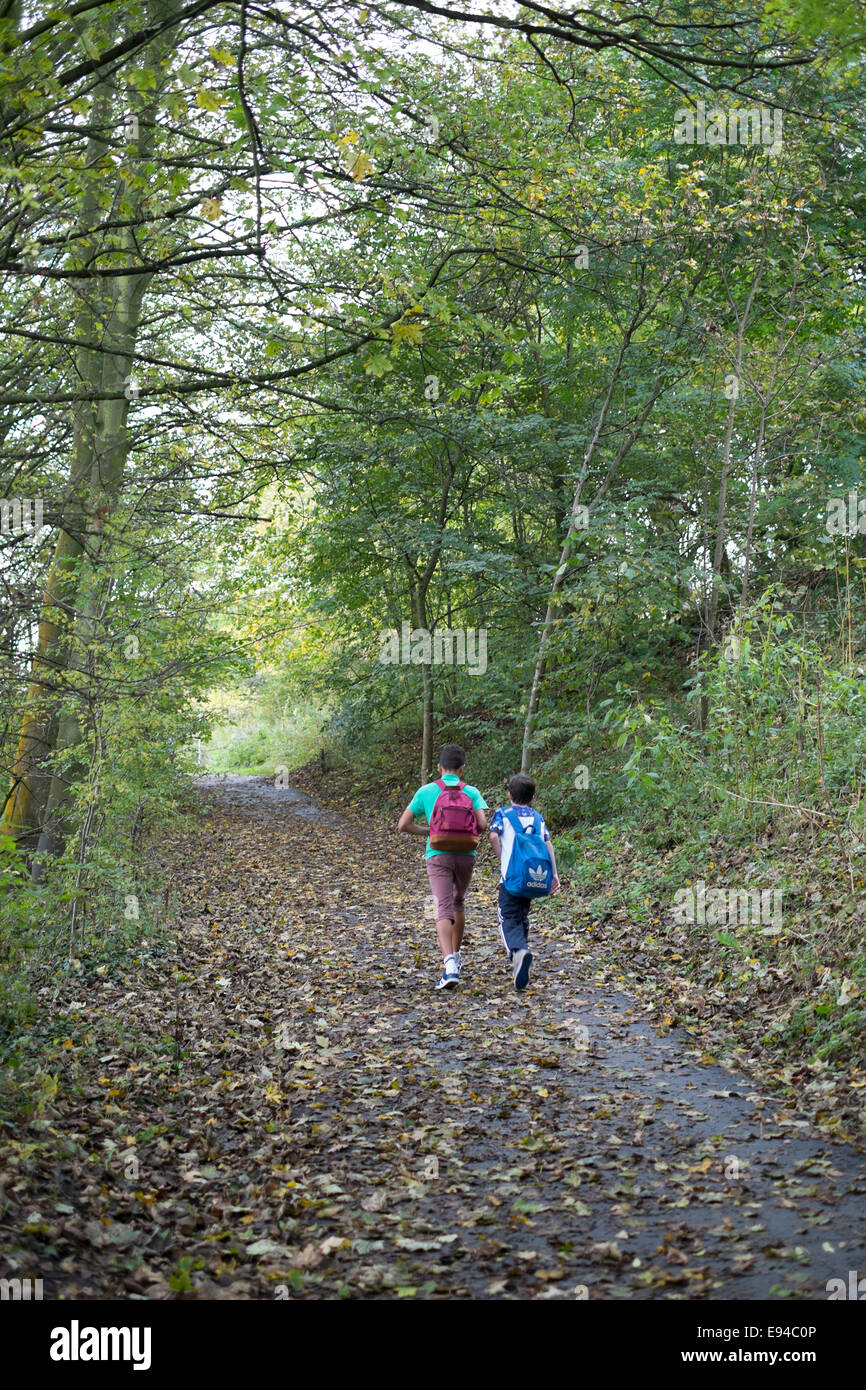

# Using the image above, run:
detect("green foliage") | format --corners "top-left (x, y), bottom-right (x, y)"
top-left (0, 837), bottom-right (40, 1044)
top-left (2, 0), bottom-right (866, 1109)
top-left (205, 689), bottom-right (325, 775)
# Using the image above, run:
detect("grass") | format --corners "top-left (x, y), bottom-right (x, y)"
top-left (200, 691), bottom-right (326, 776)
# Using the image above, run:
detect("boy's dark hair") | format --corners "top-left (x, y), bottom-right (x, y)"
top-left (439, 744), bottom-right (466, 771)
top-left (508, 773), bottom-right (536, 804)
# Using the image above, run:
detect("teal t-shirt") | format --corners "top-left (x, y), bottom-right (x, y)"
top-left (408, 775), bottom-right (488, 858)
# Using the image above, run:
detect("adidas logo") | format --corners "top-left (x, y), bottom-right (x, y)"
top-left (528, 866), bottom-right (549, 886)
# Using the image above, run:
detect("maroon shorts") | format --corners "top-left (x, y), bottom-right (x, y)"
top-left (426, 852), bottom-right (475, 921)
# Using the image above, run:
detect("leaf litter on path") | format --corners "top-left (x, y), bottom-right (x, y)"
top-left (2, 775), bottom-right (865, 1300)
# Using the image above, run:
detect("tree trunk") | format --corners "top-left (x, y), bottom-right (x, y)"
top-left (2, 2), bottom-right (173, 850)
top-left (520, 262), bottom-right (708, 772)
top-left (404, 454), bottom-right (459, 782)
top-left (700, 253), bottom-right (766, 729)
top-left (413, 583), bottom-right (434, 783)
top-left (740, 236), bottom-right (809, 617)
top-left (704, 257), bottom-right (765, 643)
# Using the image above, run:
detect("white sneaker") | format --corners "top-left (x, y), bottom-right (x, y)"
top-left (436, 954), bottom-right (460, 990)
top-left (513, 949), bottom-right (533, 991)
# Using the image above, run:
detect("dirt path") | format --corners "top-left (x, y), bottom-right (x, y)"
top-left (4, 774), bottom-right (866, 1300)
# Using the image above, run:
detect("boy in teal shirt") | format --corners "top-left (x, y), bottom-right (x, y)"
top-left (398, 744), bottom-right (488, 990)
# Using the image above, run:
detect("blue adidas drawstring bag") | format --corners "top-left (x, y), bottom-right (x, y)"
top-left (502, 807), bottom-right (553, 898)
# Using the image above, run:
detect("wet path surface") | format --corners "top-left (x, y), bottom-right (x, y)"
top-left (180, 777), bottom-right (866, 1299)
top-left (194, 773), bottom-right (347, 826)
top-left (6, 774), bottom-right (864, 1300)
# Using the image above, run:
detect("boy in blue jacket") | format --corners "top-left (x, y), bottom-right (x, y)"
top-left (489, 773), bottom-right (560, 991)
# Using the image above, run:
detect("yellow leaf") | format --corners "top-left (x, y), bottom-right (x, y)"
top-left (196, 90), bottom-right (225, 112)
top-left (689, 1157), bottom-right (713, 1173)
top-left (347, 151), bottom-right (373, 182)
top-left (391, 319), bottom-right (423, 347)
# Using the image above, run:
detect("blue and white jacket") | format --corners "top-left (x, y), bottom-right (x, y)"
top-left (489, 803), bottom-right (552, 884)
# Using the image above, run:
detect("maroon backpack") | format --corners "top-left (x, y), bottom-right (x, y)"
top-left (428, 779), bottom-right (479, 852)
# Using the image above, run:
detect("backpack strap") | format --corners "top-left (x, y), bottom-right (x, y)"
top-left (505, 806), bottom-right (539, 834)
top-left (435, 778), bottom-right (446, 790)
